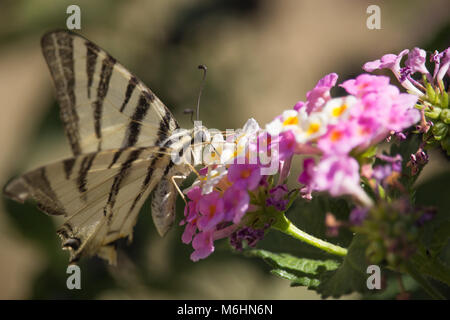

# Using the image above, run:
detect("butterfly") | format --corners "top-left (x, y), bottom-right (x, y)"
top-left (3, 30), bottom-right (206, 265)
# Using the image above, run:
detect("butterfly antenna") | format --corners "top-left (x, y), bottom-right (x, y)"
top-left (196, 64), bottom-right (207, 121)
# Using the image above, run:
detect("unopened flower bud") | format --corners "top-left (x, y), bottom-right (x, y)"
top-left (441, 91), bottom-right (449, 109)
top-left (424, 106), bottom-right (442, 119)
top-left (440, 109), bottom-right (450, 124)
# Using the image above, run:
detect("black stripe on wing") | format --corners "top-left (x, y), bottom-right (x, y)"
top-left (41, 31), bottom-right (82, 155)
top-left (76, 153), bottom-right (97, 198)
top-left (120, 76), bottom-right (138, 113)
top-left (85, 41), bottom-right (98, 99)
top-left (104, 148), bottom-right (144, 220)
top-left (93, 54), bottom-right (116, 151)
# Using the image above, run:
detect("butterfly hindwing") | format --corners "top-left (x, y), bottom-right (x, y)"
top-left (4, 147), bottom-right (174, 264)
top-left (151, 168), bottom-right (180, 236)
top-left (41, 30), bottom-right (179, 155)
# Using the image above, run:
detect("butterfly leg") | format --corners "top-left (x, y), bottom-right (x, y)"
top-left (186, 162), bottom-right (201, 178)
top-left (170, 175), bottom-right (187, 203)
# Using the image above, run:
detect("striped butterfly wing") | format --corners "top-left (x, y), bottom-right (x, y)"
top-left (4, 147), bottom-right (173, 264)
top-left (41, 30), bottom-right (179, 155)
top-left (3, 31), bottom-right (191, 263)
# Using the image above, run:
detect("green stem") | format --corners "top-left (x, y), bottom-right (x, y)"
top-left (273, 214), bottom-right (348, 257)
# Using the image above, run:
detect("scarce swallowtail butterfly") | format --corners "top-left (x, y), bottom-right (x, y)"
top-left (3, 30), bottom-right (204, 265)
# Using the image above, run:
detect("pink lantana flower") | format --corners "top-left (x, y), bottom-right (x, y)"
top-left (298, 158), bottom-right (316, 200)
top-left (277, 130), bottom-right (297, 160)
top-left (313, 156), bottom-right (373, 207)
top-left (362, 53), bottom-right (399, 72)
top-left (227, 163), bottom-right (261, 190)
top-left (180, 186), bottom-right (202, 244)
top-left (181, 217), bottom-right (197, 244)
top-left (436, 47), bottom-right (450, 81)
top-left (302, 73), bottom-right (339, 114)
top-left (386, 94), bottom-right (420, 132)
top-left (405, 47), bottom-right (430, 76)
top-left (223, 186), bottom-right (250, 223)
top-left (340, 74), bottom-right (391, 97)
top-left (191, 231), bottom-right (214, 262)
top-left (340, 74), bottom-right (419, 142)
top-left (317, 121), bottom-right (363, 155)
top-left (363, 49), bottom-right (422, 95)
top-left (197, 191), bottom-right (225, 231)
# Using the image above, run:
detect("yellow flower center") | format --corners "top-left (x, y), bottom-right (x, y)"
top-left (332, 104), bottom-right (347, 117)
top-left (283, 116), bottom-right (299, 126)
top-left (307, 123), bottom-right (320, 135)
top-left (233, 145), bottom-right (244, 158)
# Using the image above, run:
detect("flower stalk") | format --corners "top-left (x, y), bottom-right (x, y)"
top-left (273, 213), bottom-right (348, 257)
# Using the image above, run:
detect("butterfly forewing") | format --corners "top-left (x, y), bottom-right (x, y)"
top-left (41, 30), bottom-right (179, 155)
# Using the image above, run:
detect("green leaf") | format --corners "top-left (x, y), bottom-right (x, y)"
top-left (355, 145), bottom-right (377, 163)
top-left (271, 269), bottom-right (321, 288)
top-left (410, 245), bottom-right (450, 290)
top-left (415, 171), bottom-right (450, 262)
top-left (405, 260), bottom-right (446, 300)
top-left (316, 234), bottom-right (370, 298)
top-left (245, 249), bottom-right (340, 288)
top-left (428, 220), bottom-right (450, 258)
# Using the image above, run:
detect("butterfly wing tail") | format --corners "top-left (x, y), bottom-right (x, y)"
top-left (3, 177), bottom-right (30, 203)
top-left (3, 169), bottom-right (67, 216)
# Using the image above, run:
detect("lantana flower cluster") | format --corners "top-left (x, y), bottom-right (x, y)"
top-left (267, 72), bottom-right (419, 207)
top-left (179, 46), bottom-right (449, 263)
top-left (363, 46), bottom-right (450, 154)
top-left (180, 119), bottom-right (284, 261)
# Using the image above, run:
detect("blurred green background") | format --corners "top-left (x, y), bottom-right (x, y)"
top-left (0, 0), bottom-right (448, 299)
